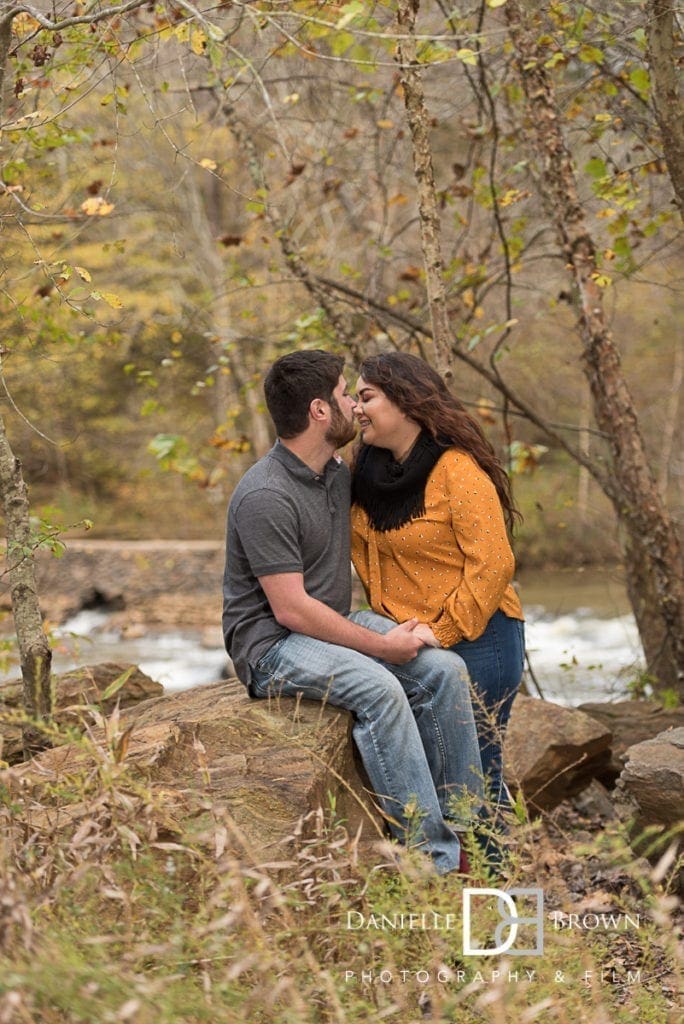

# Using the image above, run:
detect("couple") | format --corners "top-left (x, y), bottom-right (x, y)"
top-left (222, 349), bottom-right (525, 876)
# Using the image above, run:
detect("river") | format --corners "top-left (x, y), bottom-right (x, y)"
top-left (515, 567), bottom-right (642, 705)
top-left (35, 566), bottom-right (643, 708)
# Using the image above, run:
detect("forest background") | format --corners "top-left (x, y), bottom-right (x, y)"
top-left (0, 0), bottom-right (682, 700)
top-left (0, 5), bottom-right (682, 1022)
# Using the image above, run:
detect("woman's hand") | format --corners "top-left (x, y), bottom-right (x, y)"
top-left (412, 623), bottom-right (442, 648)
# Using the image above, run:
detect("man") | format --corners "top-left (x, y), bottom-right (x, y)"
top-left (222, 349), bottom-right (483, 875)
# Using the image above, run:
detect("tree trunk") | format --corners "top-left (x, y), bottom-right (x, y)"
top-left (395, 0), bottom-right (453, 378)
top-left (0, 412), bottom-right (53, 758)
top-left (0, 9), bottom-right (13, 116)
top-left (658, 341), bottom-right (683, 498)
top-left (505, 0), bottom-right (684, 694)
top-left (646, 0), bottom-right (684, 217)
top-left (0, 22), bottom-right (52, 716)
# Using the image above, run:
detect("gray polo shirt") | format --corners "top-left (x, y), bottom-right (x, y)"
top-left (222, 440), bottom-right (352, 691)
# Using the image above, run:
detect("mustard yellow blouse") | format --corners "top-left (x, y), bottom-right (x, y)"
top-left (350, 448), bottom-right (524, 647)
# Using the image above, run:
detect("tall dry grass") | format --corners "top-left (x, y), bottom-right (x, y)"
top-left (0, 702), bottom-right (680, 1024)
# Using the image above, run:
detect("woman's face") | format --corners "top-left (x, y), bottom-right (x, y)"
top-left (354, 375), bottom-right (418, 452)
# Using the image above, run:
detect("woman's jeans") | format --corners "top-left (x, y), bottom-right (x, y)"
top-left (449, 611), bottom-right (525, 815)
top-left (250, 609), bottom-right (484, 875)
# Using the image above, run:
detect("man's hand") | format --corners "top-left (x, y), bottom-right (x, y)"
top-left (380, 618), bottom-right (427, 664)
top-left (413, 623), bottom-right (442, 648)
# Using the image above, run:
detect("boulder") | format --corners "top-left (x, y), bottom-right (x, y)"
top-left (15, 679), bottom-right (385, 862)
top-left (504, 694), bottom-right (613, 812)
top-left (614, 727), bottom-right (684, 834)
top-left (613, 727), bottom-right (684, 892)
top-left (0, 663), bottom-right (163, 764)
top-left (578, 700), bottom-right (684, 781)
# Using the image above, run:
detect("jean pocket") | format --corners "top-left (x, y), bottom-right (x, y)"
top-left (252, 635), bottom-right (287, 675)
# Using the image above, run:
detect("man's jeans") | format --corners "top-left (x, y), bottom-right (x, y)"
top-left (250, 609), bottom-right (484, 875)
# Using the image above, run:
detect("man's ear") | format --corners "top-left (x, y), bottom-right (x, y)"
top-left (309, 398), bottom-right (328, 422)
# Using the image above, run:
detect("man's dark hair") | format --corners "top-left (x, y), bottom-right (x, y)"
top-left (264, 349), bottom-right (345, 438)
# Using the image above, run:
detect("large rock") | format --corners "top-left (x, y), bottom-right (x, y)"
top-left (614, 727), bottom-right (684, 833)
top-left (14, 679), bottom-right (385, 861)
top-left (504, 694), bottom-right (613, 812)
top-left (614, 728), bottom-right (684, 892)
top-left (0, 663), bottom-right (163, 764)
top-left (578, 700), bottom-right (684, 781)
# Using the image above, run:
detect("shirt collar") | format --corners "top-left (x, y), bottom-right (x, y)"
top-left (269, 439), bottom-right (343, 484)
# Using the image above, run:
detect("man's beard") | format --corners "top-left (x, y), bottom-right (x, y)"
top-left (325, 398), bottom-right (357, 449)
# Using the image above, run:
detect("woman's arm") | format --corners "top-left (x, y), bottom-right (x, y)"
top-left (350, 506), bottom-right (372, 599)
top-left (430, 452), bottom-right (515, 647)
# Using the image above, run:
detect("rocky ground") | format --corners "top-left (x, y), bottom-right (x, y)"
top-left (539, 789), bottom-right (681, 1009)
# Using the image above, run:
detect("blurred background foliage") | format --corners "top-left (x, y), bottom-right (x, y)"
top-left (0, 0), bottom-right (680, 568)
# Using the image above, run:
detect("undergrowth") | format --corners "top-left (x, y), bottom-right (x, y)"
top-left (0, 709), bottom-right (680, 1024)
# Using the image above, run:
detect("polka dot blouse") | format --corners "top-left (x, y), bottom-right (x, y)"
top-left (350, 448), bottom-right (524, 647)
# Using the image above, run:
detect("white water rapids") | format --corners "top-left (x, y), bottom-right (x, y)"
top-left (41, 571), bottom-right (643, 706)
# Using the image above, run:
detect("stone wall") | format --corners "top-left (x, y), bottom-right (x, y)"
top-left (1, 540), bottom-right (225, 628)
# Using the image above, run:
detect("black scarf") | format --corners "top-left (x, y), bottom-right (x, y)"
top-left (351, 431), bottom-right (448, 532)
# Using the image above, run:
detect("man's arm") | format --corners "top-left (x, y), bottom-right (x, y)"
top-left (259, 572), bottom-right (425, 664)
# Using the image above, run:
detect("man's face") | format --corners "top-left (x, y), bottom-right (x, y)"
top-left (324, 374), bottom-right (357, 448)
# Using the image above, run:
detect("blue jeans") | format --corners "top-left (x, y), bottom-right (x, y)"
top-left (449, 611), bottom-right (525, 814)
top-left (250, 609), bottom-right (484, 875)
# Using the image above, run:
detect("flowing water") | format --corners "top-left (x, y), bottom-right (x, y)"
top-left (516, 567), bottom-right (642, 705)
top-left (48, 609), bottom-right (229, 694)
top-left (5, 567), bottom-right (644, 707)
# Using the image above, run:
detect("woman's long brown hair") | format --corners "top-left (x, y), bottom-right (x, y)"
top-left (357, 351), bottom-right (521, 532)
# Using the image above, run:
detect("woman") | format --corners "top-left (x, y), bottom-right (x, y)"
top-left (350, 351), bottom-right (525, 823)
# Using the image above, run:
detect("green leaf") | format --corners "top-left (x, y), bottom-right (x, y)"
top-left (101, 666), bottom-right (135, 702)
top-left (584, 158), bottom-right (607, 179)
top-left (632, 28), bottom-right (647, 51)
top-left (336, 1), bottom-right (364, 30)
top-left (578, 45), bottom-right (604, 65)
top-left (457, 48), bottom-right (478, 66)
top-left (149, 434), bottom-right (185, 460)
top-left (330, 31), bottom-right (354, 57)
top-left (417, 42), bottom-right (456, 64)
top-left (629, 67), bottom-right (650, 96)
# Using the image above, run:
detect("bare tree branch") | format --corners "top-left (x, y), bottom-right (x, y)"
top-left (0, 0), bottom-right (149, 33)
top-left (314, 272), bottom-right (612, 488)
top-left (395, 0), bottom-right (453, 377)
top-left (221, 101), bottom-right (361, 359)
